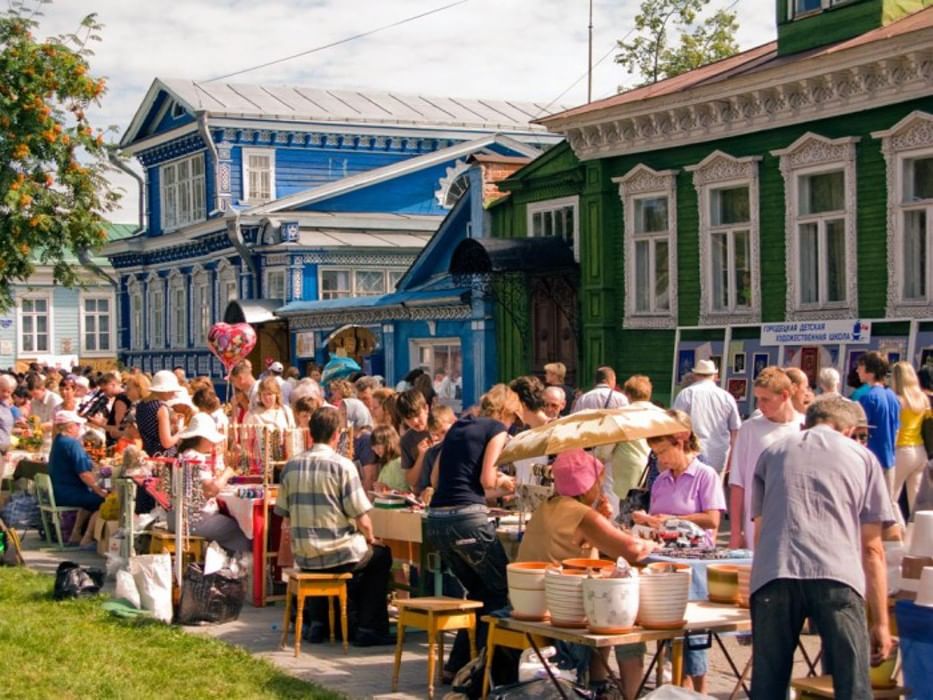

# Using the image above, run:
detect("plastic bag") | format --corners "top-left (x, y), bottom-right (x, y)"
top-left (53, 561), bottom-right (104, 600)
top-left (489, 678), bottom-right (592, 699)
top-left (130, 553), bottom-right (173, 623)
top-left (0, 491), bottom-right (40, 530)
top-left (175, 562), bottom-right (245, 626)
top-left (115, 570), bottom-right (141, 609)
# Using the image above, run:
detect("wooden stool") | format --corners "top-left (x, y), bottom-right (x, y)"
top-left (279, 571), bottom-right (352, 657)
top-left (148, 529), bottom-right (206, 561)
top-left (392, 597), bottom-right (483, 700)
top-left (481, 616), bottom-right (549, 699)
top-left (790, 676), bottom-right (908, 698)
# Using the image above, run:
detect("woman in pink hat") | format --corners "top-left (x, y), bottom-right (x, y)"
top-left (517, 448), bottom-right (655, 699)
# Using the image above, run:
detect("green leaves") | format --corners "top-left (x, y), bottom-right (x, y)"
top-left (616, 0), bottom-right (740, 88)
top-left (0, 1), bottom-right (120, 310)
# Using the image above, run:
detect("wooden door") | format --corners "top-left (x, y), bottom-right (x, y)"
top-left (531, 277), bottom-right (578, 386)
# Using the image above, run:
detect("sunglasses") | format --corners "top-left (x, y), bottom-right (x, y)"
top-left (852, 432), bottom-right (869, 444)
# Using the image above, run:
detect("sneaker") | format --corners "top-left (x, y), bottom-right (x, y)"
top-left (353, 628), bottom-right (396, 647)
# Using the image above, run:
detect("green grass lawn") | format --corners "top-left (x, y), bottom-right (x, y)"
top-left (0, 567), bottom-right (344, 700)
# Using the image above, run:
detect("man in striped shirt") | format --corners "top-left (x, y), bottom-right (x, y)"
top-left (276, 406), bottom-right (393, 646)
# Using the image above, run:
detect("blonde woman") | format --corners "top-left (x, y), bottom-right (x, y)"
top-left (246, 376), bottom-right (296, 431)
top-left (892, 362), bottom-right (931, 510)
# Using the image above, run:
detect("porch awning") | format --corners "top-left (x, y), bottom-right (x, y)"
top-left (223, 299), bottom-right (282, 325)
top-left (448, 237), bottom-right (575, 276)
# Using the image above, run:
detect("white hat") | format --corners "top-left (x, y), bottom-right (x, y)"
top-left (269, 361), bottom-right (284, 374)
top-left (74, 376), bottom-right (90, 389)
top-left (167, 395), bottom-right (196, 412)
top-left (151, 370), bottom-right (182, 394)
top-left (692, 359), bottom-right (718, 375)
top-left (177, 413), bottom-right (224, 444)
top-left (54, 410), bottom-right (86, 426)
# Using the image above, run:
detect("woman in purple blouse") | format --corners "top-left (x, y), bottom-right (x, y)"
top-left (631, 409), bottom-right (726, 695)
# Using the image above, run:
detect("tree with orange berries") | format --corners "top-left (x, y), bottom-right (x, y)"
top-left (0, 1), bottom-right (120, 309)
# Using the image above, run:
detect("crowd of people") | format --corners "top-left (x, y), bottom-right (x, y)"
top-left (2, 350), bottom-right (931, 697)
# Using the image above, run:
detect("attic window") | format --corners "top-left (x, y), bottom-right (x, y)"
top-left (791, 0), bottom-right (854, 18)
top-left (171, 102), bottom-right (185, 118)
top-left (443, 173), bottom-right (471, 208)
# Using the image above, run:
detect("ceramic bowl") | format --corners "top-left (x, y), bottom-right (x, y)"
top-left (707, 564), bottom-right (739, 604)
top-left (734, 564), bottom-right (752, 608)
top-left (583, 573), bottom-right (640, 634)
top-left (561, 558), bottom-right (617, 572)
top-left (507, 562), bottom-right (549, 591)
top-left (509, 586), bottom-right (549, 621)
top-left (638, 567), bottom-right (690, 629)
top-left (545, 569), bottom-right (587, 627)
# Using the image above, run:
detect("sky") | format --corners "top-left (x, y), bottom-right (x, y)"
top-left (38, 0), bottom-right (778, 223)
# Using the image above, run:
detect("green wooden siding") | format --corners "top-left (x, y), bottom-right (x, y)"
top-left (777, 0), bottom-right (882, 55)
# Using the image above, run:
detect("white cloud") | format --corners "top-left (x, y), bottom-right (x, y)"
top-left (39, 0), bottom-right (777, 222)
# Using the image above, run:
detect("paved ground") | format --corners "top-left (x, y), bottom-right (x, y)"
top-left (18, 530), bottom-right (824, 699)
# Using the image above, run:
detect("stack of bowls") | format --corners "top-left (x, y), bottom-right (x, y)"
top-left (901, 511), bottom-right (933, 596)
top-left (506, 562), bottom-right (550, 621)
top-left (637, 562), bottom-right (691, 629)
top-left (561, 558), bottom-right (617, 573)
top-left (734, 564), bottom-right (752, 608)
top-left (707, 564), bottom-right (740, 604)
top-left (544, 568), bottom-right (589, 628)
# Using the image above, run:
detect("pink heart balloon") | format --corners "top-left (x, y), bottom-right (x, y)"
top-left (207, 322), bottom-right (257, 371)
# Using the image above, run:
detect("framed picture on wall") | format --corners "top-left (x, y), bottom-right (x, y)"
top-left (922, 347), bottom-right (933, 368)
top-left (887, 352), bottom-right (901, 365)
top-left (752, 353), bottom-right (769, 379)
top-left (732, 352), bottom-right (746, 374)
top-left (727, 378), bottom-right (748, 402)
top-left (677, 349), bottom-right (695, 384)
top-left (847, 350), bottom-right (867, 379)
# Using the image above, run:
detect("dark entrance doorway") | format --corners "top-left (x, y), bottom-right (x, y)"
top-left (531, 276), bottom-right (579, 387)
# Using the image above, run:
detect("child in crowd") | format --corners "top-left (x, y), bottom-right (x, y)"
top-left (372, 425), bottom-right (406, 493)
top-left (409, 404), bottom-right (456, 495)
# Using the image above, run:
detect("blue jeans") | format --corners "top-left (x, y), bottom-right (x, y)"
top-left (425, 508), bottom-right (510, 674)
top-left (750, 578), bottom-right (872, 700)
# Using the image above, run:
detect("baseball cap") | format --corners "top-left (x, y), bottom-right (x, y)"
top-left (552, 449), bottom-right (604, 498)
top-left (54, 410), bottom-right (86, 426)
top-left (269, 361), bottom-right (284, 374)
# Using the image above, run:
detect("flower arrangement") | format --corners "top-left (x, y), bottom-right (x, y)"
top-left (18, 416), bottom-right (44, 452)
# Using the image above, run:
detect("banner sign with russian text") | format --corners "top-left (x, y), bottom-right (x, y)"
top-left (759, 320), bottom-right (871, 346)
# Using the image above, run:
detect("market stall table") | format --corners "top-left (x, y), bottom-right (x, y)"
top-left (484, 602), bottom-right (752, 699)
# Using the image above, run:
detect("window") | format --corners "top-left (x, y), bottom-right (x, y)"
top-left (169, 275), bottom-right (187, 346)
top-left (160, 152), bottom-right (206, 231)
top-left (614, 165), bottom-right (679, 328)
top-left (411, 339), bottom-right (463, 411)
top-left (82, 296), bottom-right (112, 353)
top-left (527, 196), bottom-right (579, 260)
top-left (773, 133), bottom-right (858, 320)
top-left (265, 268), bottom-right (286, 303)
top-left (128, 280), bottom-right (143, 350)
top-left (192, 271), bottom-right (210, 346)
top-left (687, 152), bottom-right (761, 324)
top-left (19, 296), bottom-right (50, 353)
top-left (218, 263), bottom-right (238, 314)
top-left (149, 279), bottom-right (165, 348)
top-left (242, 148), bottom-right (275, 204)
top-left (319, 269), bottom-right (404, 300)
top-left (791, 0), bottom-right (854, 18)
top-left (874, 112), bottom-right (933, 316)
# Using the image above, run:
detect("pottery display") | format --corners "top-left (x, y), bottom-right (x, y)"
top-left (909, 511), bottom-right (933, 557)
top-left (638, 563), bottom-right (691, 629)
top-left (583, 572), bottom-right (640, 634)
top-left (507, 562), bottom-right (550, 621)
top-left (735, 564), bottom-right (752, 608)
top-left (544, 568), bottom-right (588, 628)
top-left (707, 564), bottom-right (739, 604)
top-left (869, 641), bottom-right (899, 689)
top-left (561, 558), bottom-right (617, 573)
top-left (916, 566), bottom-right (933, 607)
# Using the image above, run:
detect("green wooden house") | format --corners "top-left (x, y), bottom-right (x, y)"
top-left (486, 0), bottom-right (933, 405)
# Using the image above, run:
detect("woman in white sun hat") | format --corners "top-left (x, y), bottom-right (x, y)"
top-left (167, 412), bottom-right (251, 554)
top-left (136, 370), bottom-right (184, 458)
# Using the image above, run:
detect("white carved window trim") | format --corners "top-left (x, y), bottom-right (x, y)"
top-left (127, 278), bottom-right (143, 350)
top-left (872, 111), bottom-right (933, 318)
top-left (772, 133), bottom-right (859, 321)
top-left (148, 275), bottom-right (165, 349)
top-left (265, 267), bottom-right (287, 304)
top-left (168, 272), bottom-right (187, 347)
top-left (613, 165), bottom-right (679, 329)
top-left (159, 152), bottom-right (206, 232)
top-left (318, 267), bottom-right (402, 300)
top-left (686, 151), bottom-right (761, 325)
top-left (241, 147), bottom-right (275, 204)
top-left (217, 261), bottom-right (238, 317)
top-left (436, 159), bottom-right (471, 209)
top-left (17, 293), bottom-right (52, 355)
top-left (526, 196), bottom-right (580, 262)
top-left (79, 292), bottom-right (115, 356)
top-left (192, 268), bottom-right (210, 347)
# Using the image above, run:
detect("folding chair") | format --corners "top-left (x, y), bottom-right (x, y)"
top-left (34, 473), bottom-right (81, 550)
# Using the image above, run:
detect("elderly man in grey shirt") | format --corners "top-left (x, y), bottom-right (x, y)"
top-left (749, 395), bottom-right (895, 699)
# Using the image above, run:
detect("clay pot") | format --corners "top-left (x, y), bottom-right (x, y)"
top-left (909, 511), bottom-right (933, 557)
top-left (561, 558), bottom-right (616, 573)
top-left (707, 564), bottom-right (739, 604)
top-left (869, 641), bottom-right (899, 689)
top-left (507, 562), bottom-right (550, 621)
top-left (735, 564), bottom-right (752, 608)
top-left (638, 563), bottom-right (690, 629)
top-left (544, 568), bottom-right (588, 628)
top-left (583, 572), bottom-right (640, 634)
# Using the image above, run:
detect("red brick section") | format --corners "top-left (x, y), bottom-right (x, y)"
top-left (468, 154), bottom-right (530, 206)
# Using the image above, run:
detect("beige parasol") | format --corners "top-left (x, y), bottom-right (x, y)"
top-left (496, 405), bottom-right (690, 465)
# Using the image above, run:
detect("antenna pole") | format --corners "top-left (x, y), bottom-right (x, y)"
top-left (587, 0), bottom-right (594, 103)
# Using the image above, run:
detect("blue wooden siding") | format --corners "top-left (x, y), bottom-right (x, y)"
top-left (302, 163), bottom-right (452, 215)
top-left (302, 265), bottom-right (319, 301)
top-left (147, 166), bottom-right (161, 234)
top-left (392, 319), bottom-right (476, 406)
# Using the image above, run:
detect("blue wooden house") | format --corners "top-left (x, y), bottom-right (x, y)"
top-left (104, 79), bottom-right (563, 380)
top-left (1, 223), bottom-right (136, 373)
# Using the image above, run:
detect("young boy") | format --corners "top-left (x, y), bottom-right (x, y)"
top-left (408, 405), bottom-right (456, 494)
top-left (396, 388), bottom-right (430, 476)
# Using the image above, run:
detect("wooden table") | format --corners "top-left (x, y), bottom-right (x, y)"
top-left (369, 508), bottom-right (444, 596)
top-left (486, 602), bottom-right (752, 698)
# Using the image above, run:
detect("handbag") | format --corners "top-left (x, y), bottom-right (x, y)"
top-left (617, 460), bottom-right (652, 527)
top-left (53, 561), bottom-right (104, 600)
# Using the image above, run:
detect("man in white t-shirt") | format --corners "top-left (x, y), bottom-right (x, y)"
top-left (729, 366), bottom-right (803, 550)
top-left (672, 359), bottom-right (741, 474)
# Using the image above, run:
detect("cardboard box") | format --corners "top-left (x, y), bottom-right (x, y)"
top-left (369, 508), bottom-right (423, 543)
top-left (93, 518), bottom-right (119, 557)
